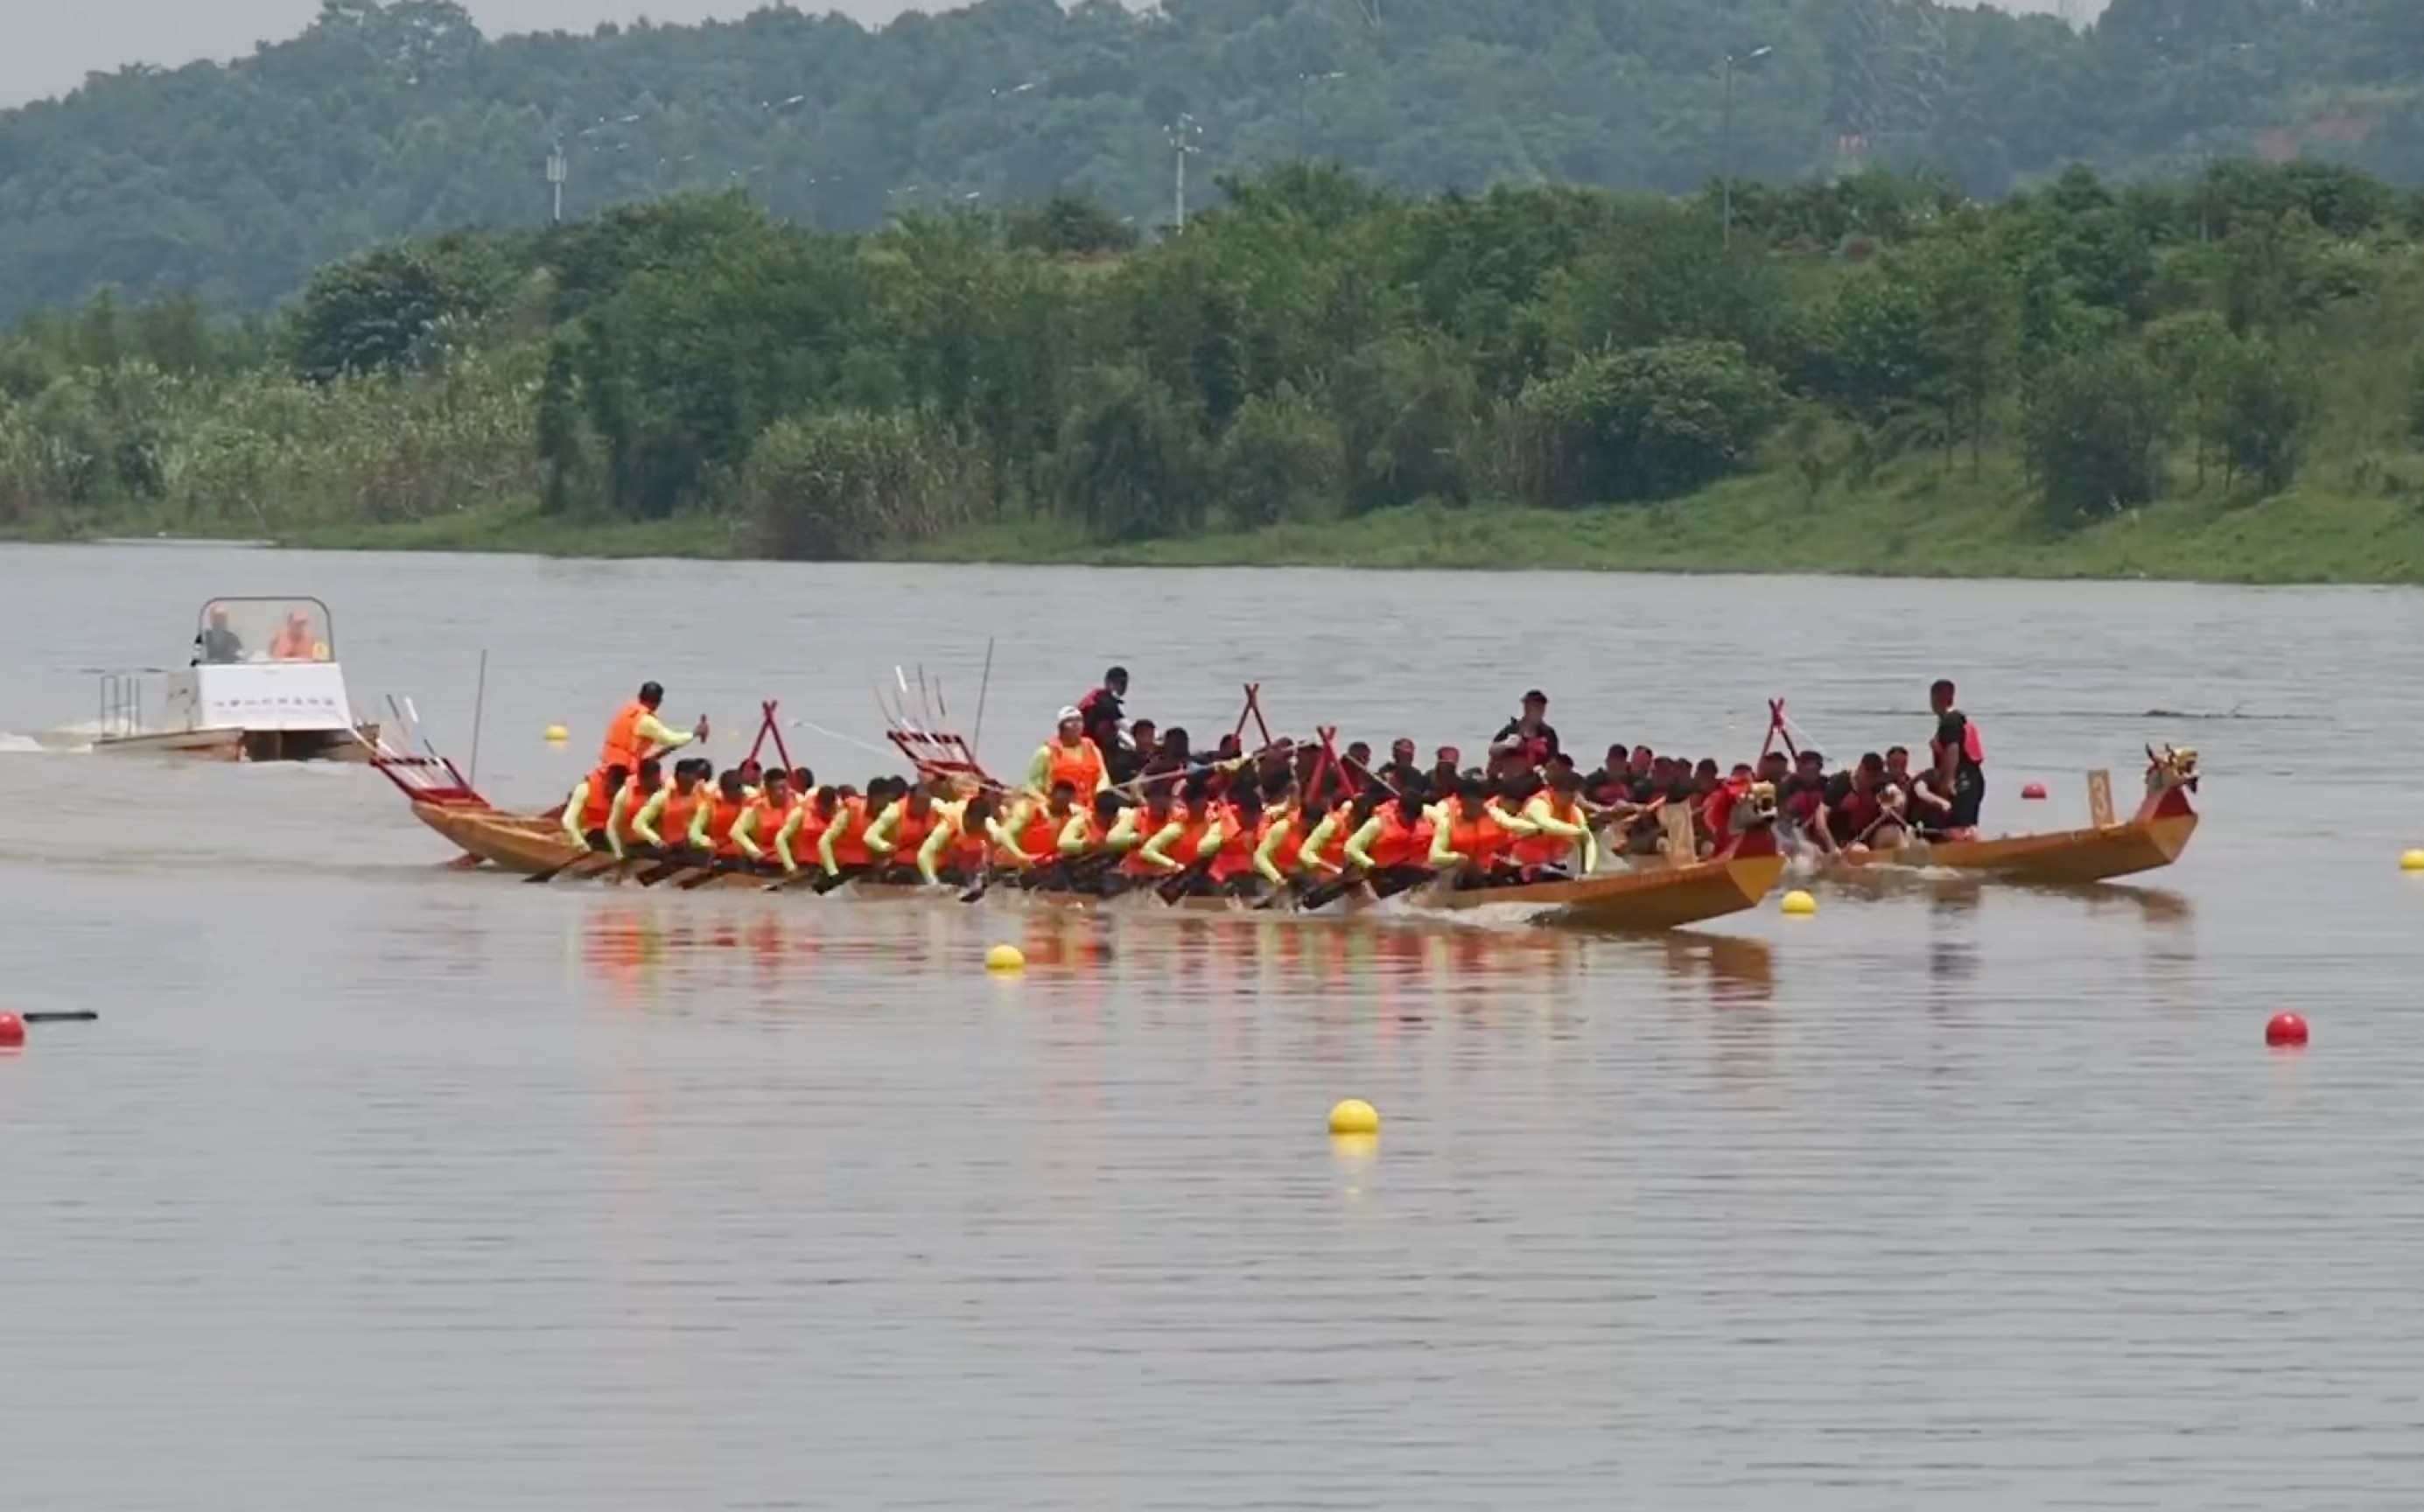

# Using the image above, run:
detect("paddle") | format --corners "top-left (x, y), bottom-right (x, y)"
top-left (526, 849), bottom-right (618, 884)
top-left (1295, 868), bottom-right (1370, 913)
top-left (21, 1012), bottom-right (98, 1025)
top-left (677, 858), bottom-right (778, 891)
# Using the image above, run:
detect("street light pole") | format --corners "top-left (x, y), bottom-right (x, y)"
top-left (1720, 45), bottom-right (1771, 249)
top-left (1167, 114), bottom-right (1201, 232)
top-left (1296, 71), bottom-right (1345, 159)
top-left (545, 140), bottom-right (567, 225)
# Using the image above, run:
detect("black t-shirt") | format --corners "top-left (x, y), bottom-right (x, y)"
top-left (1494, 718), bottom-right (1561, 760)
top-left (1934, 710), bottom-right (1983, 788)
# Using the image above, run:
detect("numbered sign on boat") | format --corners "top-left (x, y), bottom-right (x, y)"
top-left (95, 598), bottom-right (378, 761)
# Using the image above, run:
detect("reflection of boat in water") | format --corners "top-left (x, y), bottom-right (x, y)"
top-left (1816, 771), bottom-right (2197, 886)
top-left (408, 788), bottom-right (1783, 933)
top-left (92, 597), bottom-right (377, 761)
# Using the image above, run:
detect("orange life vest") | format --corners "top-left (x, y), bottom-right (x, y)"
top-left (1308, 805), bottom-right (1352, 872)
top-left (701, 794), bottom-right (749, 858)
top-left (1207, 804), bottom-right (1259, 881)
top-left (1368, 810), bottom-right (1433, 871)
top-left (1258, 808), bottom-right (1306, 875)
top-left (1514, 795), bottom-right (1583, 867)
top-left (1120, 809), bottom-right (1182, 875)
top-left (747, 793), bottom-right (796, 851)
top-left (611, 778), bottom-right (661, 844)
top-left (658, 782), bottom-right (702, 845)
top-left (1443, 802), bottom-right (1515, 869)
top-left (1044, 737), bottom-right (1106, 795)
top-left (885, 799), bottom-right (942, 858)
top-left (577, 769), bottom-right (616, 835)
top-left (825, 798), bottom-right (874, 868)
top-left (949, 808), bottom-right (991, 870)
top-left (599, 700), bottom-right (652, 772)
top-left (1019, 802), bottom-right (1069, 859)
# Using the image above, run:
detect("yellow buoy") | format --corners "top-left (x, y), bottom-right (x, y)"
top-left (1328, 1097), bottom-right (1380, 1136)
top-left (543, 724), bottom-right (570, 744)
top-left (984, 943), bottom-right (1026, 973)
top-left (2403, 849), bottom-right (2424, 872)
top-left (1780, 888), bottom-right (1818, 916)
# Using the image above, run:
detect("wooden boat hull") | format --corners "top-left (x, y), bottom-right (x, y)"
top-left (1817, 788), bottom-right (2197, 886)
top-left (412, 802), bottom-right (1783, 929)
top-left (95, 723), bottom-right (379, 762)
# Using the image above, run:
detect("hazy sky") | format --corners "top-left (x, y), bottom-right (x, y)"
top-left (1, 0), bottom-right (2106, 111)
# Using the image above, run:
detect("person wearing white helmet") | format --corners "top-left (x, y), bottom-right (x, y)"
top-left (1027, 704), bottom-right (1110, 797)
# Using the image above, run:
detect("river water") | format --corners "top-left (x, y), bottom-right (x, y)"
top-left (2, 542), bottom-right (2420, 1510)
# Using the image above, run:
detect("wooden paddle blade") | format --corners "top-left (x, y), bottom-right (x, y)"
top-left (22, 1011), bottom-right (98, 1024)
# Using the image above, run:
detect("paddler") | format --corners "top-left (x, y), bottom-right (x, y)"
top-left (1190, 785), bottom-right (1265, 896)
top-left (562, 763), bottom-right (630, 851)
top-left (1028, 707), bottom-right (1110, 798)
top-left (917, 792), bottom-right (1029, 885)
top-left (816, 783), bottom-right (879, 880)
top-left (1111, 789), bottom-right (1191, 883)
top-left (604, 758), bottom-right (666, 859)
top-left (865, 780), bottom-right (950, 884)
top-left (1053, 791), bottom-right (1130, 894)
top-left (1517, 769), bottom-right (1599, 878)
top-left (1928, 678), bottom-right (1985, 838)
top-left (1430, 775), bottom-right (1521, 888)
top-left (1814, 753), bottom-right (1889, 854)
top-left (1252, 777), bottom-right (1306, 888)
top-left (630, 758), bottom-right (708, 853)
top-left (686, 769), bottom-right (753, 860)
top-left (600, 682), bottom-right (708, 777)
top-left (729, 766), bottom-right (797, 869)
top-left (775, 783), bottom-right (840, 875)
top-left (1296, 789), bottom-right (1377, 878)
top-left (1342, 790), bottom-right (1439, 898)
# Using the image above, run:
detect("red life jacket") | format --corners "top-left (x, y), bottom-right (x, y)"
top-left (701, 794), bottom-right (750, 858)
top-left (1120, 809), bottom-right (1184, 875)
top-left (1258, 808), bottom-right (1306, 874)
top-left (1207, 804), bottom-right (1259, 881)
top-left (658, 781), bottom-right (702, 844)
top-left (577, 769), bottom-right (616, 835)
top-left (1513, 795), bottom-right (1583, 867)
top-left (1444, 802), bottom-right (1515, 869)
top-left (825, 798), bottom-right (874, 867)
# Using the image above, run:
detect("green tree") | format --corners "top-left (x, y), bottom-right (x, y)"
top-left (1053, 364), bottom-right (1207, 542)
top-left (1216, 383), bottom-right (1343, 528)
top-left (1512, 340), bottom-right (1783, 504)
top-left (2021, 346), bottom-right (2171, 528)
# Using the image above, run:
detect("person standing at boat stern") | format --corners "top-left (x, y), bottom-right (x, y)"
top-left (1928, 679), bottom-right (1985, 837)
top-left (601, 682), bottom-right (708, 774)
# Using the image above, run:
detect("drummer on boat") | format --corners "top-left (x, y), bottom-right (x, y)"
top-left (600, 682), bottom-right (709, 774)
top-left (1929, 678), bottom-right (1984, 839)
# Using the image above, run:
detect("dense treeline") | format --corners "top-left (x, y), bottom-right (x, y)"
top-left (6, 158), bottom-right (2424, 556)
top-left (8, 0), bottom-right (2424, 318)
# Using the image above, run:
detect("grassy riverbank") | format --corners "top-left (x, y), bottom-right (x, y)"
top-left (225, 458), bottom-right (2424, 584)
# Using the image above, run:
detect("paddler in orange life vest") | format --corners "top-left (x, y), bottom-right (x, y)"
top-left (599, 681), bottom-right (708, 778)
top-left (1517, 768), bottom-right (1599, 878)
top-left (1928, 678), bottom-right (1986, 837)
top-left (562, 763), bottom-right (630, 851)
top-left (1430, 775), bottom-right (1523, 889)
top-left (1028, 707), bottom-right (1110, 798)
top-left (729, 766), bottom-right (797, 870)
top-left (866, 780), bottom-right (953, 885)
top-left (687, 770), bottom-right (753, 859)
top-left (1342, 790), bottom-right (1439, 899)
top-left (602, 758), bottom-right (666, 858)
top-left (776, 779), bottom-right (844, 876)
top-left (630, 758), bottom-right (709, 854)
top-left (1054, 791), bottom-right (1131, 895)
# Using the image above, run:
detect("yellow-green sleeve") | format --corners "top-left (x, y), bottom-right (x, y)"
top-left (634, 711), bottom-right (694, 755)
top-left (987, 816), bottom-right (1037, 865)
top-left (1055, 811), bottom-right (1094, 856)
top-left (1136, 819), bottom-right (1187, 872)
top-left (733, 806), bottom-right (767, 860)
top-left (916, 819), bottom-right (955, 885)
top-left (562, 780), bottom-right (592, 845)
top-left (687, 800), bottom-right (714, 850)
top-left (1104, 811), bottom-right (1143, 852)
top-left (631, 788), bottom-right (671, 848)
top-left (864, 802), bottom-right (901, 855)
top-left (1026, 745), bottom-right (1053, 794)
top-left (1525, 798), bottom-right (1596, 874)
top-left (818, 814), bottom-right (845, 876)
top-left (1428, 821), bottom-right (1468, 868)
top-left (1300, 813), bottom-right (1343, 874)
top-left (606, 786), bottom-right (640, 858)
top-left (1253, 815), bottom-right (1294, 885)
top-left (776, 805), bottom-right (809, 872)
top-left (1342, 816), bottom-right (1386, 871)
top-left (1495, 804), bottom-right (1539, 836)
top-left (1191, 815), bottom-right (1226, 862)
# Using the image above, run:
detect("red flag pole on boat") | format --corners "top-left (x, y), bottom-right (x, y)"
top-left (742, 699), bottom-right (795, 773)
top-left (1761, 698), bottom-right (1800, 760)
top-left (1233, 682), bottom-right (1273, 749)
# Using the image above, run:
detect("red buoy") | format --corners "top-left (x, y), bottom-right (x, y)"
top-left (0, 1013), bottom-right (23, 1048)
top-left (2021, 782), bottom-right (2049, 801)
top-left (2265, 1012), bottom-right (2309, 1048)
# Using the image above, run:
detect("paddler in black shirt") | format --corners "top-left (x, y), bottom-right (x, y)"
top-left (1928, 678), bottom-right (1986, 837)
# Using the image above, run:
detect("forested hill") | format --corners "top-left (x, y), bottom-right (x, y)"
top-left (4, 0), bottom-right (2424, 318)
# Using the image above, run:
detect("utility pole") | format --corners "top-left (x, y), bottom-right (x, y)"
top-left (1720, 46), bottom-right (1771, 249)
top-left (546, 140), bottom-right (568, 225)
top-left (1167, 114), bottom-right (1202, 232)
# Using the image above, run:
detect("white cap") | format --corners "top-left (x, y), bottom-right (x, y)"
top-left (1057, 706), bottom-right (1082, 722)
